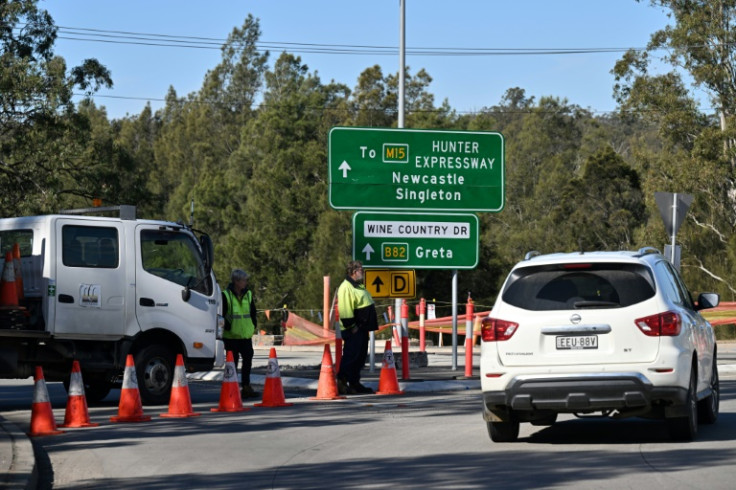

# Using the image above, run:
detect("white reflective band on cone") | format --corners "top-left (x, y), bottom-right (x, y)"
top-left (223, 361), bottom-right (237, 382)
top-left (172, 365), bottom-right (187, 388)
top-left (33, 379), bottom-right (50, 403)
top-left (383, 349), bottom-right (396, 369)
top-left (265, 357), bottom-right (280, 378)
top-left (68, 371), bottom-right (85, 396)
top-left (121, 366), bottom-right (138, 389)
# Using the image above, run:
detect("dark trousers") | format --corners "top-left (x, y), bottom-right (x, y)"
top-left (224, 338), bottom-right (254, 385)
top-left (338, 327), bottom-right (369, 384)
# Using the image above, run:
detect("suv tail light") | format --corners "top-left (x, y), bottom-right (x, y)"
top-left (635, 311), bottom-right (681, 336)
top-left (481, 317), bottom-right (518, 342)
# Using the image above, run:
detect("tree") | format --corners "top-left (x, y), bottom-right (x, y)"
top-left (0, 0), bottom-right (112, 214)
top-left (612, 0), bottom-right (736, 296)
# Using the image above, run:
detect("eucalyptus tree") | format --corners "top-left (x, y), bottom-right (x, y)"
top-left (225, 53), bottom-right (351, 310)
top-left (155, 15), bottom-right (268, 234)
top-left (0, 0), bottom-right (111, 214)
top-left (613, 0), bottom-right (736, 296)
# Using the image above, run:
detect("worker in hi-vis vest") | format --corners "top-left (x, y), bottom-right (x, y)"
top-left (337, 260), bottom-right (378, 394)
top-left (222, 268), bottom-right (259, 398)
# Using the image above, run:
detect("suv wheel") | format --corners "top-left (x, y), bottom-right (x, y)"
top-left (667, 367), bottom-right (698, 441)
top-left (487, 419), bottom-right (520, 443)
top-left (697, 356), bottom-right (719, 425)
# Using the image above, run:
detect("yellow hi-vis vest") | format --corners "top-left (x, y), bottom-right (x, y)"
top-left (337, 278), bottom-right (374, 331)
top-left (223, 289), bottom-right (255, 340)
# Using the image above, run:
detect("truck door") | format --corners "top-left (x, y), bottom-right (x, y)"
top-left (134, 224), bottom-right (217, 358)
top-left (54, 219), bottom-right (126, 337)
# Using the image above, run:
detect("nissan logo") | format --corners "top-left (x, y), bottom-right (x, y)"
top-left (570, 314), bottom-right (582, 324)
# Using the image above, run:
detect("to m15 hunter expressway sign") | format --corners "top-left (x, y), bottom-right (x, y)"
top-left (329, 127), bottom-right (504, 212)
top-left (353, 212), bottom-right (479, 269)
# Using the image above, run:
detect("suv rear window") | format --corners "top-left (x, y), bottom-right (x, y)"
top-left (502, 263), bottom-right (656, 311)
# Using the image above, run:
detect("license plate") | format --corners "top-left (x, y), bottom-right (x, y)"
top-left (556, 335), bottom-right (598, 350)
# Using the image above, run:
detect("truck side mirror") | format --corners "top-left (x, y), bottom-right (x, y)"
top-left (182, 286), bottom-right (191, 302)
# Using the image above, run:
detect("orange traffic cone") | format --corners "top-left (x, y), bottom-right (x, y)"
top-left (160, 354), bottom-right (200, 418)
top-left (254, 348), bottom-right (293, 407)
top-left (29, 366), bottom-right (64, 436)
top-left (12, 243), bottom-right (24, 301)
top-left (310, 344), bottom-right (345, 401)
top-left (211, 351), bottom-right (249, 413)
top-left (110, 354), bottom-right (152, 423)
top-left (376, 341), bottom-right (404, 395)
top-left (0, 251), bottom-right (18, 307)
top-left (60, 360), bottom-right (99, 428)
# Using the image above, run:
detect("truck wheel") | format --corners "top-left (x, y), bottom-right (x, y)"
top-left (135, 344), bottom-right (175, 405)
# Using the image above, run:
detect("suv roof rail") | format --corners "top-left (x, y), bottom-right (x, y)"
top-left (59, 205), bottom-right (137, 220)
top-left (636, 246), bottom-right (661, 257)
top-left (524, 251), bottom-right (541, 260)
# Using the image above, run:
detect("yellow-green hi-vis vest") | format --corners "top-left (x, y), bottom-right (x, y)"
top-left (337, 279), bottom-right (374, 331)
top-left (223, 289), bottom-right (255, 340)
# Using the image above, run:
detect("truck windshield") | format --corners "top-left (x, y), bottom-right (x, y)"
top-left (140, 229), bottom-right (211, 295)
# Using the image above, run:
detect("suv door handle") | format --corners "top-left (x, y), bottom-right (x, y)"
top-left (58, 294), bottom-right (74, 303)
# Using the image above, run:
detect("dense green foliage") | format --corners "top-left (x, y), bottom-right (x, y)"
top-left (3, 1), bottom-right (736, 318)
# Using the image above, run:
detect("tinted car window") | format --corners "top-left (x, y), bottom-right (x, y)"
top-left (502, 263), bottom-right (656, 311)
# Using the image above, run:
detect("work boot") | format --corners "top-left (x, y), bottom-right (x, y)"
top-left (337, 376), bottom-right (355, 395)
top-left (350, 382), bottom-right (374, 394)
top-left (241, 384), bottom-right (260, 399)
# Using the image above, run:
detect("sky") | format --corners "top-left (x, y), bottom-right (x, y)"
top-left (41, 0), bottom-right (680, 121)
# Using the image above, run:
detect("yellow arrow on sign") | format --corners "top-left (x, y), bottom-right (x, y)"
top-left (364, 269), bottom-right (416, 299)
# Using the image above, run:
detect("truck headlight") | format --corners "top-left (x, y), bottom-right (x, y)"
top-left (216, 315), bottom-right (225, 339)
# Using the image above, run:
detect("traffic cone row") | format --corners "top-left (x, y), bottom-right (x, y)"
top-left (28, 346), bottom-right (378, 433)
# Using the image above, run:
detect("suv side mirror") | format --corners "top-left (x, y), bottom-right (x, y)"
top-left (696, 292), bottom-right (720, 311)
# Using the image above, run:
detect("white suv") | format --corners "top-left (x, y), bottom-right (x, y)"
top-left (480, 247), bottom-right (720, 442)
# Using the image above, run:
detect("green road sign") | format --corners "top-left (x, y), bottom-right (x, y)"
top-left (353, 212), bottom-right (479, 269)
top-left (329, 127), bottom-right (504, 212)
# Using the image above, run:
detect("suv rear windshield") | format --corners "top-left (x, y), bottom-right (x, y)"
top-left (502, 263), bottom-right (656, 311)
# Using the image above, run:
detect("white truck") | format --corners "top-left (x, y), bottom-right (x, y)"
top-left (0, 205), bottom-right (225, 404)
